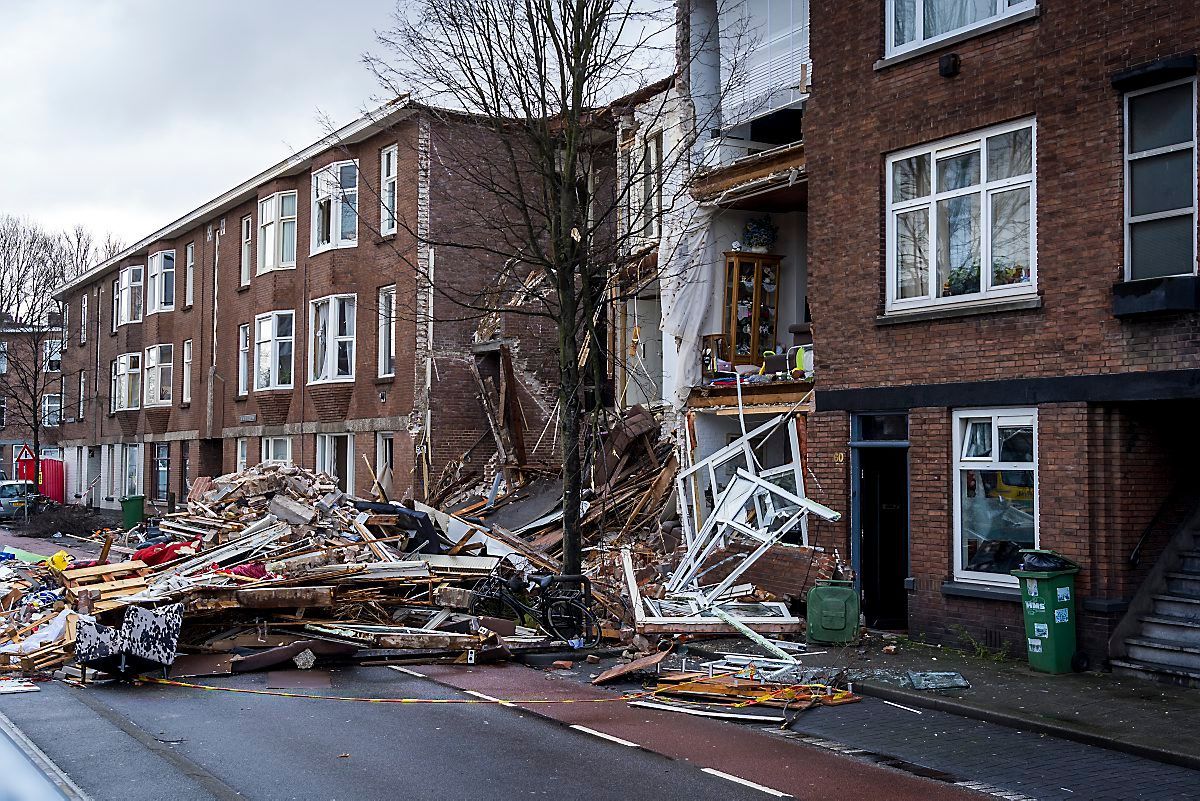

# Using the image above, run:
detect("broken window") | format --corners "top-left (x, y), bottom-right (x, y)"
top-left (311, 160), bottom-right (358, 252)
top-left (309, 294), bottom-right (355, 383)
top-left (41, 394), bottom-right (61, 427)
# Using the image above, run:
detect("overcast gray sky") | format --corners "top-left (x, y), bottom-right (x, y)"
top-left (0, 0), bottom-right (393, 245)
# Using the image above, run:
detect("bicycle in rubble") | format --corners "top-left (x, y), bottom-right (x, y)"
top-left (470, 572), bottom-right (601, 648)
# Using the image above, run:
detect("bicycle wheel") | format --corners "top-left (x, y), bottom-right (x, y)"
top-left (543, 598), bottom-right (601, 647)
top-left (470, 578), bottom-right (523, 625)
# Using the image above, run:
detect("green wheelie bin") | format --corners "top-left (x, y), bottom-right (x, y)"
top-left (119, 495), bottom-right (146, 529)
top-left (1011, 549), bottom-right (1081, 673)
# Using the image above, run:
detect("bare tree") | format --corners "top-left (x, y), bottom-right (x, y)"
top-left (361, 0), bottom-right (739, 575)
top-left (0, 217), bottom-right (75, 496)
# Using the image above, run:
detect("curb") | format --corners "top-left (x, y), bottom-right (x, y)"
top-left (856, 680), bottom-right (1200, 773)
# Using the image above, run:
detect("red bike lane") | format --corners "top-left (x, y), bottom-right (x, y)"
top-left (412, 663), bottom-right (987, 801)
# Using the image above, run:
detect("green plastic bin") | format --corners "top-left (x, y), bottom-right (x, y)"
top-left (119, 495), bottom-right (145, 529)
top-left (1012, 549), bottom-right (1080, 674)
top-left (807, 579), bottom-right (860, 645)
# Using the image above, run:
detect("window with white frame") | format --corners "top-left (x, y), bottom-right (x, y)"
top-left (80, 294), bottom-right (88, 345)
top-left (185, 242), bottom-right (195, 306)
top-left (953, 408), bottom-right (1037, 584)
top-left (887, 0), bottom-right (1036, 57)
top-left (43, 339), bottom-right (63, 372)
top-left (378, 285), bottom-right (396, 377)
top-left (312, 160), bottom-right (358, 252)
top-left (376, 431), bottom-right (394, 493)
top-left (1124, 78), bottom-right (1197, 281)
top-left (41, 394), bottom-right (61, 427)
top-left (254, 311), bottom-right (294, 390)
top-left (261, 436), bottom-right (292, 464)
top-left (641, 131), bottom-right (664, 239)
top-left (0, 342), bottom-right (7, 374)
top-left (316, 432), bottom-right (354, 494)
top-left (237, 323), bottom-right (250, 396)
top-left (182, 339), bottom-right (192, 404)
top-left (720, 0), bottom-right (810, 125)
top-left (240, 215), bottom-right (252, 285)
top-left (110, 278), bottom-right (119, 332)
top-left (310, 294), bottom-right (356, 382)
top-left (0, 397), bottom-right (6, 427)
top-left (118, 265), bottom-right (143, 324)
top-left (78, 371), bottom-right (86, 419)
top-left (144, 344), bottom-right (173, 406)
top-left (381, 145), bottom-right (398, 236)
top-left (236, 437), bottom-right (249, 472)
top-left (887, 119), bottom-right (1036, 312)
top-left (121, 443), bottom-right (142, 497)
top-left (111, 353), bottom-right (141, 411)
top-left (146, 250), bottom-right (175, 314)
top-left (258, 192), bottom-right (298, 272)
top-left (151, 443), bottom-right (169, 501)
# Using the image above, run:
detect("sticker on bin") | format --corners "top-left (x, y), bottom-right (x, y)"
top-left (1034, 623), bottom-right (1049, 637)
top-left (1027, 638), bottom-right (1043, 653)
top-left (1054, 607), bottom-right (1069, 624)
top-left (1026, 578), bottom-right (1038, 597)
top-left (1025, 599), bottom-right (1045, 613)
top-left (1057, 586), bottom-right (1071, 602)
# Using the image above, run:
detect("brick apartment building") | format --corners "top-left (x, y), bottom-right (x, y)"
top-left (802, 1), bottom-right (1200, 678)
top-left (0, 316), bottom-right (64, 477)
top-left (54, 102), bottom-right (558, 517)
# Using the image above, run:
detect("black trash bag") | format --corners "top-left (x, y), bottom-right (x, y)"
top-left (1019, 550), bottom-right (1074, 572)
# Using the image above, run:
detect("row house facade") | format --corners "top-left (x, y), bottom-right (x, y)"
top-left (805, 0), bottom-right (1200, 680)
top-left (623, 0), bottom-right (1200, 680)
top-left (56, 102), bottom-right (558, 516)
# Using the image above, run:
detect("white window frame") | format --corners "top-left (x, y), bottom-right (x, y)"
top-left (146, 250), bottom-right (175, 314)
top-left (78, 370), bottom-right (86, 420)
top-left (885, 118), bottom-right (1037, 314)
top-left (0, 397), bottom-right (6, 427)
top-left (43, 339), bottom-right (63, 372)
top-left (240, 215), bottom-right (253, 285)
top-left (1123, 77), bottom-right (1198, 281)
top-left (378, 285), bottom-right (396, 378)
top-left (309, 294), bottom-right (356, 384)
top-left (376, 431), bottom-right (394, 479)
top-left (117, 266), bottom-right (143, 325)
top-left (41, 394), bottom-right (61, 427)
top-left (311, 160), bottom-right (359, 254)
top-left (381, 145), bottom-right (398, 236)
top-left (0, 342), bottom-right (6, 374)
top-left (182, 339), bottom-right (192, 404)
top-left (261, 436), bottom-right (292, 464)
top-left (254, 311), bottom-right (295, 391)
top-left (121, 443), bottom-right (142, 497)
top-left (885, 0), bottom-right (1037, 58)
top-left (951, 407), bottom-right (1038, 586)
top-left (258, 191), bottom-right (298, 273)
top-left (143, 344), bottom-right (173, 407)
top-left (236, 437), bottom-right (249, 473)
top-left (184, 242), bottom-right (195, 306)
top-left (111, 353), bottom-right (141, 412)
top-left (316, 432), bottom-right (355, 494)
top-left (237, 323), bottom-right (251, 396)
top-left (79, 294), bottom-right (88, 345)
top-left (151, 442), bottom-right (169, 501)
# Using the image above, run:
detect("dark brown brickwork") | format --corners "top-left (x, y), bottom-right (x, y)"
top-left (805, 2), bottom-right (1200, 659)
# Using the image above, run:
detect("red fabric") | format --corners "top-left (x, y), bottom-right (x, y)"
top-left (134, 539), bottom-right (200, 566)
top-left (221, 563), bottom-right (268, 579)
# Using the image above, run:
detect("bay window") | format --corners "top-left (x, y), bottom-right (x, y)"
top-left (312, 160), bottom-right (358, 252)
top-left (146, 250), bottom-right (175, 314)
top-left (309, 294), bottom-right (356, 383)
top-left (378, 285), bottom-right (396, 377)
top-left (381, 145), bottom-right (398, 236)
top-left (953, 408), bottom-right (1038, 585)
top-left (1124, 79), bottom-right (1197, 280)
top-left (117, 265), bottom-right (143, 325)
top-left (887, 119), bottom-right (1036, 312)
top-left (887, 0), bottom-right (1036, 57)
top-left (144, 344), bottom-right (173, 406)
top-left (111, 353), bottom-right (141, 412)
top-left (258, 191), bottom-right (298, 273)
top-left (238, 323), bottom-right (250, 396)
top-left (254, 311), bottom-right (294, 390)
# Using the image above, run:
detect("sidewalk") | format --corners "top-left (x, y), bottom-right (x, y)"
top-left (650, 635), bottom-right (1200, 771)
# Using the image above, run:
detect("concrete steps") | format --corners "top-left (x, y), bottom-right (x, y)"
top-left (1124, 636), bottom-right (1200, 671)
top-left (1109, 656), bottom-right (1200, 689)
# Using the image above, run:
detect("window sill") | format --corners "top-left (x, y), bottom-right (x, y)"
top-left (254, 387), bottom-right (294, 395)
top-left (181, 304), bottom-right (193, 312)
top-left (308, 378), bottom-right (356, 387)
top-left (877, 295), bottom-right (1041, 325)
top-left (236, 284), bottom-right (251, 293)
top-left (941, 580), bottom-right (1021, 602)
top-left (875, 7), bottom-right (1040, 70)
top-left (375, 375), bottom-right (396, 385)
top-left (310, 243), bottom-right (357, 257)
top-left (256, 266), bottom-right (297, 277)
top-left (178, 402), bottom-right (190, 409)
top-left (1112, 275), bottom-right (1200, 317)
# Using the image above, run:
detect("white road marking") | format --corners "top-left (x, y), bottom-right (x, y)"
top-left (463, 689), bottom-right (514, 707)
top-left (880, 699), bottom-right (923, 715)
top-left (701, 768), bottom-right (791, 797)
top-left (387, 666), bottom-right (426, 678)
top-left (569, 724), bottom-right (640, 748)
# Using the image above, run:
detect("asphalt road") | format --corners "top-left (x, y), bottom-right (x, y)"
top-left (0, 667), bottom-right (845, 801)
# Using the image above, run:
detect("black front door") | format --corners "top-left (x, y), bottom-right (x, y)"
top-left (859, 448), bottom-right (909, 630)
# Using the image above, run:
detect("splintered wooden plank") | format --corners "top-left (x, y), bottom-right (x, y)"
top-left (60, 560), bottom-right (148, 584)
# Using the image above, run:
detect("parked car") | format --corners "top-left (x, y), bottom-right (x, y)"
top-left (0, 480), bottom-right (39, 521)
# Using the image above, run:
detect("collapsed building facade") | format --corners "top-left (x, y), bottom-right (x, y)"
top-left (52, 102), bottom-right (560, 516)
